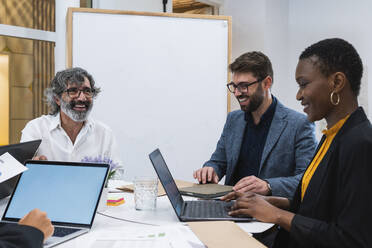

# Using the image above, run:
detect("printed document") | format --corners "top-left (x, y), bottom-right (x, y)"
top-left (0, 152), bottom-right (27, 183)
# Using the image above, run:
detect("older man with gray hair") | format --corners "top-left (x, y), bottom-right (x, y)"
top-left (21, 67), bottom-right (121, 167)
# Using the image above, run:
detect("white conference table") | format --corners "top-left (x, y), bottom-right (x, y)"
top-left (0, 181), bottom-right (274, 248)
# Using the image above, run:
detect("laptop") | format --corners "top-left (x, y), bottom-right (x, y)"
top-left (1, 160), bottom-right (109, 248)
top-left (0, 140), bottom-right (42, 199)
top-left (149, 149), bottom-right (252, 222)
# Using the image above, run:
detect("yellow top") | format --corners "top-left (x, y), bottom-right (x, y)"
top-left (301, 115), bottom-right (350, 201)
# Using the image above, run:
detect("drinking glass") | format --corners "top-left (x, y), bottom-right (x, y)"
top-left (133, 177), bottom-right (158, 210)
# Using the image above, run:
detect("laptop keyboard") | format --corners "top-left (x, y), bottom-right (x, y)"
top-left (53, 227), bottom-right (81, 237)
top-left (183, 200), bottom-right (233, 218)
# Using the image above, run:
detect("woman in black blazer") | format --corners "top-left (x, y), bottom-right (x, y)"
top-left (223, 38), bottom-right (372, 247)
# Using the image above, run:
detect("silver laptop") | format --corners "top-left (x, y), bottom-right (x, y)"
top-left (1, 160), bottom-right (109, 247)
top-left (149, 149), bottom-right (252, 222)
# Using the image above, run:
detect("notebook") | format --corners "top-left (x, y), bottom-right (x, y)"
top-left (149, 149), bottom-right (252, 222)
top-left (0, 140), bottom-right (42, 199)
top-left (1, 160), bottom-right (109, 248)
top-left (179, 184), bottom-right (233, 199)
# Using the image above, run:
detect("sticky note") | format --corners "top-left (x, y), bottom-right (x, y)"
top-left (106, 196), bottom-right (125, 206)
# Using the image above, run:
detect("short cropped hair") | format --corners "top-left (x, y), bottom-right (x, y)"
top-left (299, 38), bottom-right (363, 96)
top-left (229, 51), bottom-right (274, 84)
top-left (45, 67), bottom-right (101, 115)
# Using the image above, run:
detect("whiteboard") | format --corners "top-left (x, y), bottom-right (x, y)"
top-left (67, 9), bottom-right (231, 181)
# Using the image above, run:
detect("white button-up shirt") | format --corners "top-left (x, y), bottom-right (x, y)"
top-left (20, 114), bottom-right (122, 168)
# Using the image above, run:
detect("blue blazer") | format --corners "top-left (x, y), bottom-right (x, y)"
top-left (203, 100), bottom-right (317, 198)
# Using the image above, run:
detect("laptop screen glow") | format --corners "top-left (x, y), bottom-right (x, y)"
top-left (4, 163), bottom-right (107, 225)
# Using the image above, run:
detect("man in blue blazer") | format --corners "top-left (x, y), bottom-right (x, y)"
top-left (194, 51), bottom-right (317, 198)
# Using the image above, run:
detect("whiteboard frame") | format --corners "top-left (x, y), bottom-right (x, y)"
top-left (66, 7), bottom-right (232, 112)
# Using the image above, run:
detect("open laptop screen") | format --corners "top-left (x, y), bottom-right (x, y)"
top-left (0, 140), bottom-right (41, 164)
top-left (3, 161), bottom-right (108, 226)
top-left (149, 149), bottom-right (184, 216)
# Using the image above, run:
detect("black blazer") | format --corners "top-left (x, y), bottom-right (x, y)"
top-left (274, 107), bottom-right (372, 248)
top-left (0, 223), bottom-right (43, 248)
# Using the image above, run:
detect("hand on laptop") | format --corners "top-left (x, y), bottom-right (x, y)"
top-left (221, 191), bottom-right (280, 223)
top-left (33, 155), bottom-right (48, 160)
top-left (193, 166), bottom-right (219, 184)
top-left (233, 176), bottom-right (270, 195)
top-left (19, 209), bottom-right (54, 241)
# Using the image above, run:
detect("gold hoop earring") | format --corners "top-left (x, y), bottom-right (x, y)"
top-left (330, 91), bottom-right (340, 106)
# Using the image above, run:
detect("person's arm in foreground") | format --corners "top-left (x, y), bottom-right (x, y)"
top-left (19, 209), bottom-right (54, 241)
top-left (0, 209), bottom-right (54, 248)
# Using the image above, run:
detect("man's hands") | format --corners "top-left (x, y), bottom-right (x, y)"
top-left (233, 175), bottom-right (271, 195)
top-left (19, 209), bottom-right (54, 241)
top-left (33, 155), bottom-right (47, 160)
top-left (193, 167), bottom-right (219, 184)
top-left (193, 169), bottom-right (270, 196)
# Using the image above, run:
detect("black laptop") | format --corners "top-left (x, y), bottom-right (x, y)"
top-left (149, 148), bottom-right (252, 222)
top-left (0, 140), bottom-right (42, 199)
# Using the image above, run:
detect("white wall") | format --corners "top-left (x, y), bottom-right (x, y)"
top-left (221, 0), bottom-right (289, 111)
top-left (55, 0), bottom-right (80, 72)
top-left (222, 0), bottom-right (265, 59)
top-left (222, 0), bottom-right (266, 110)
top-left (93, 0), bottom-right (172, 13)
top-left (264, 0), bottom-right (290, 109)
top-left (288, 0), bottom-right (372, 117)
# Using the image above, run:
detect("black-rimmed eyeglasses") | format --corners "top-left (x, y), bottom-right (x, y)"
top-left (226, 78), bottom-right (263, 93)
top-left (64, 87), bottom-right (95, 98)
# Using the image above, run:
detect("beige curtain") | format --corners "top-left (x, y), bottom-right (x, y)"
top-left (32, 0), bottom-right (55, 117)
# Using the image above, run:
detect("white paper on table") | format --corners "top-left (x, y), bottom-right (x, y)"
top-left (0, 152), bottom-right (28, 183)
top-left (89, 225), bottom-right (205, 248)
top-left (237, 222), bottom-right (275, 234)
top-left (91, 238), bottom-right (170, 248)
top-left (108, 180), bottom-right (130, 193)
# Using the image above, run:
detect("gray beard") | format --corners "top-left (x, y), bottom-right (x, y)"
top-left (60, 100), bottom-right (92, 122)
